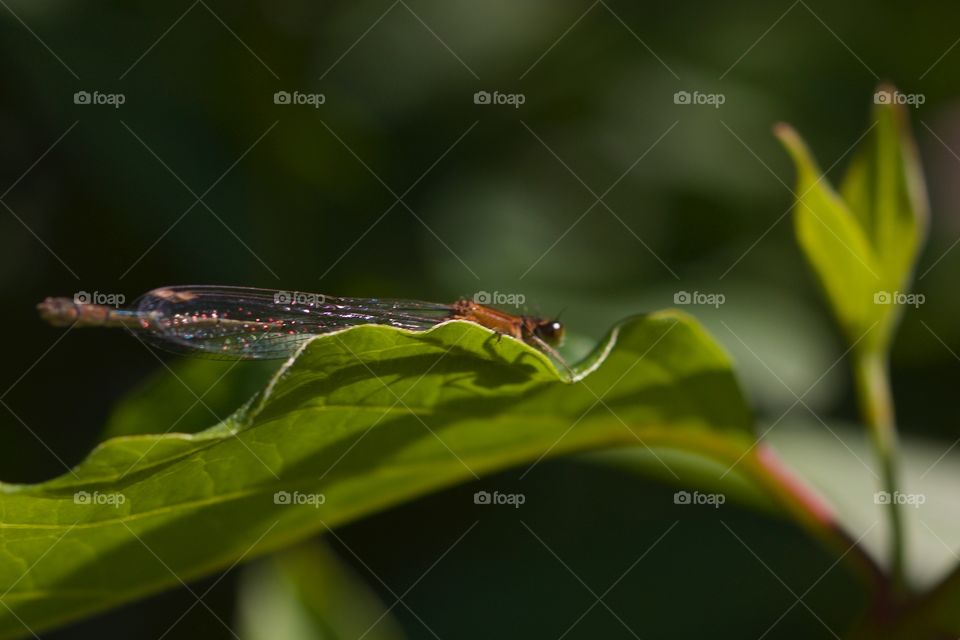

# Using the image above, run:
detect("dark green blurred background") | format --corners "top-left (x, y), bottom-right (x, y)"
top-left (2, 1), bottom-right (959, 637)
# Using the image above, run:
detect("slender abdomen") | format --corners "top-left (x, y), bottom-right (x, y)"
top-left (36, 298), bottom-right (145, 328)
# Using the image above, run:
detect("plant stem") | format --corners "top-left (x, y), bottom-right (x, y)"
top-left (853, 348), bottom-right (905, 593)
top-left (753, 444), bottom-right (887, 594)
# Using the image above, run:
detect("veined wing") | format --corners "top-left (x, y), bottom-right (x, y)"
top-left (133, 286), bottom-right (452, 359)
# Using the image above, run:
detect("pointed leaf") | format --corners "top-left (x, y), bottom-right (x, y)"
top-left (776, 86), bottom-right (928, 352)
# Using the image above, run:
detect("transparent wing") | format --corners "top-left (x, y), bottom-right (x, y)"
top-left (131, 286), bottom-right (452, 360)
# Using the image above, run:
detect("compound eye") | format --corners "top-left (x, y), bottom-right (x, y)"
top-left (535, 320), bottom-right (565, 346)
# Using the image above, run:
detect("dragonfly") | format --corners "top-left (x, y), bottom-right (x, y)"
top-left (36, 286), bottom-right (567, 365)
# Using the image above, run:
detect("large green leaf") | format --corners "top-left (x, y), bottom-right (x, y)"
top-left (0, 313), bottom-right (856, 637)
top-left (775, 85), bottom-right (928, 352)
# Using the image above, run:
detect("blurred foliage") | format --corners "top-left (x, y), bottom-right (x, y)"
top-left (777, 94), bottom-right (927, 354)
top-left (237, 539), bottom-right (404, 640)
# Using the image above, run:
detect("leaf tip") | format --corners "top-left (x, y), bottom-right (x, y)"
top-left (773, 121), bottom-right (802, 154)
top-left (875, 80), bottom-right (896, 91)
top-left (872, 83), bottom-right (903, 115)
top-left (774, 122), bottom-right (821, 181)
top-left (772, 121), bottom-right (794, 138)
top-left (870, 82), bottom-right (919, 138)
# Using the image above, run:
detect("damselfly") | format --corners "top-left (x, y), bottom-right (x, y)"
top-left (37, 286), bottom-right (567, 364)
